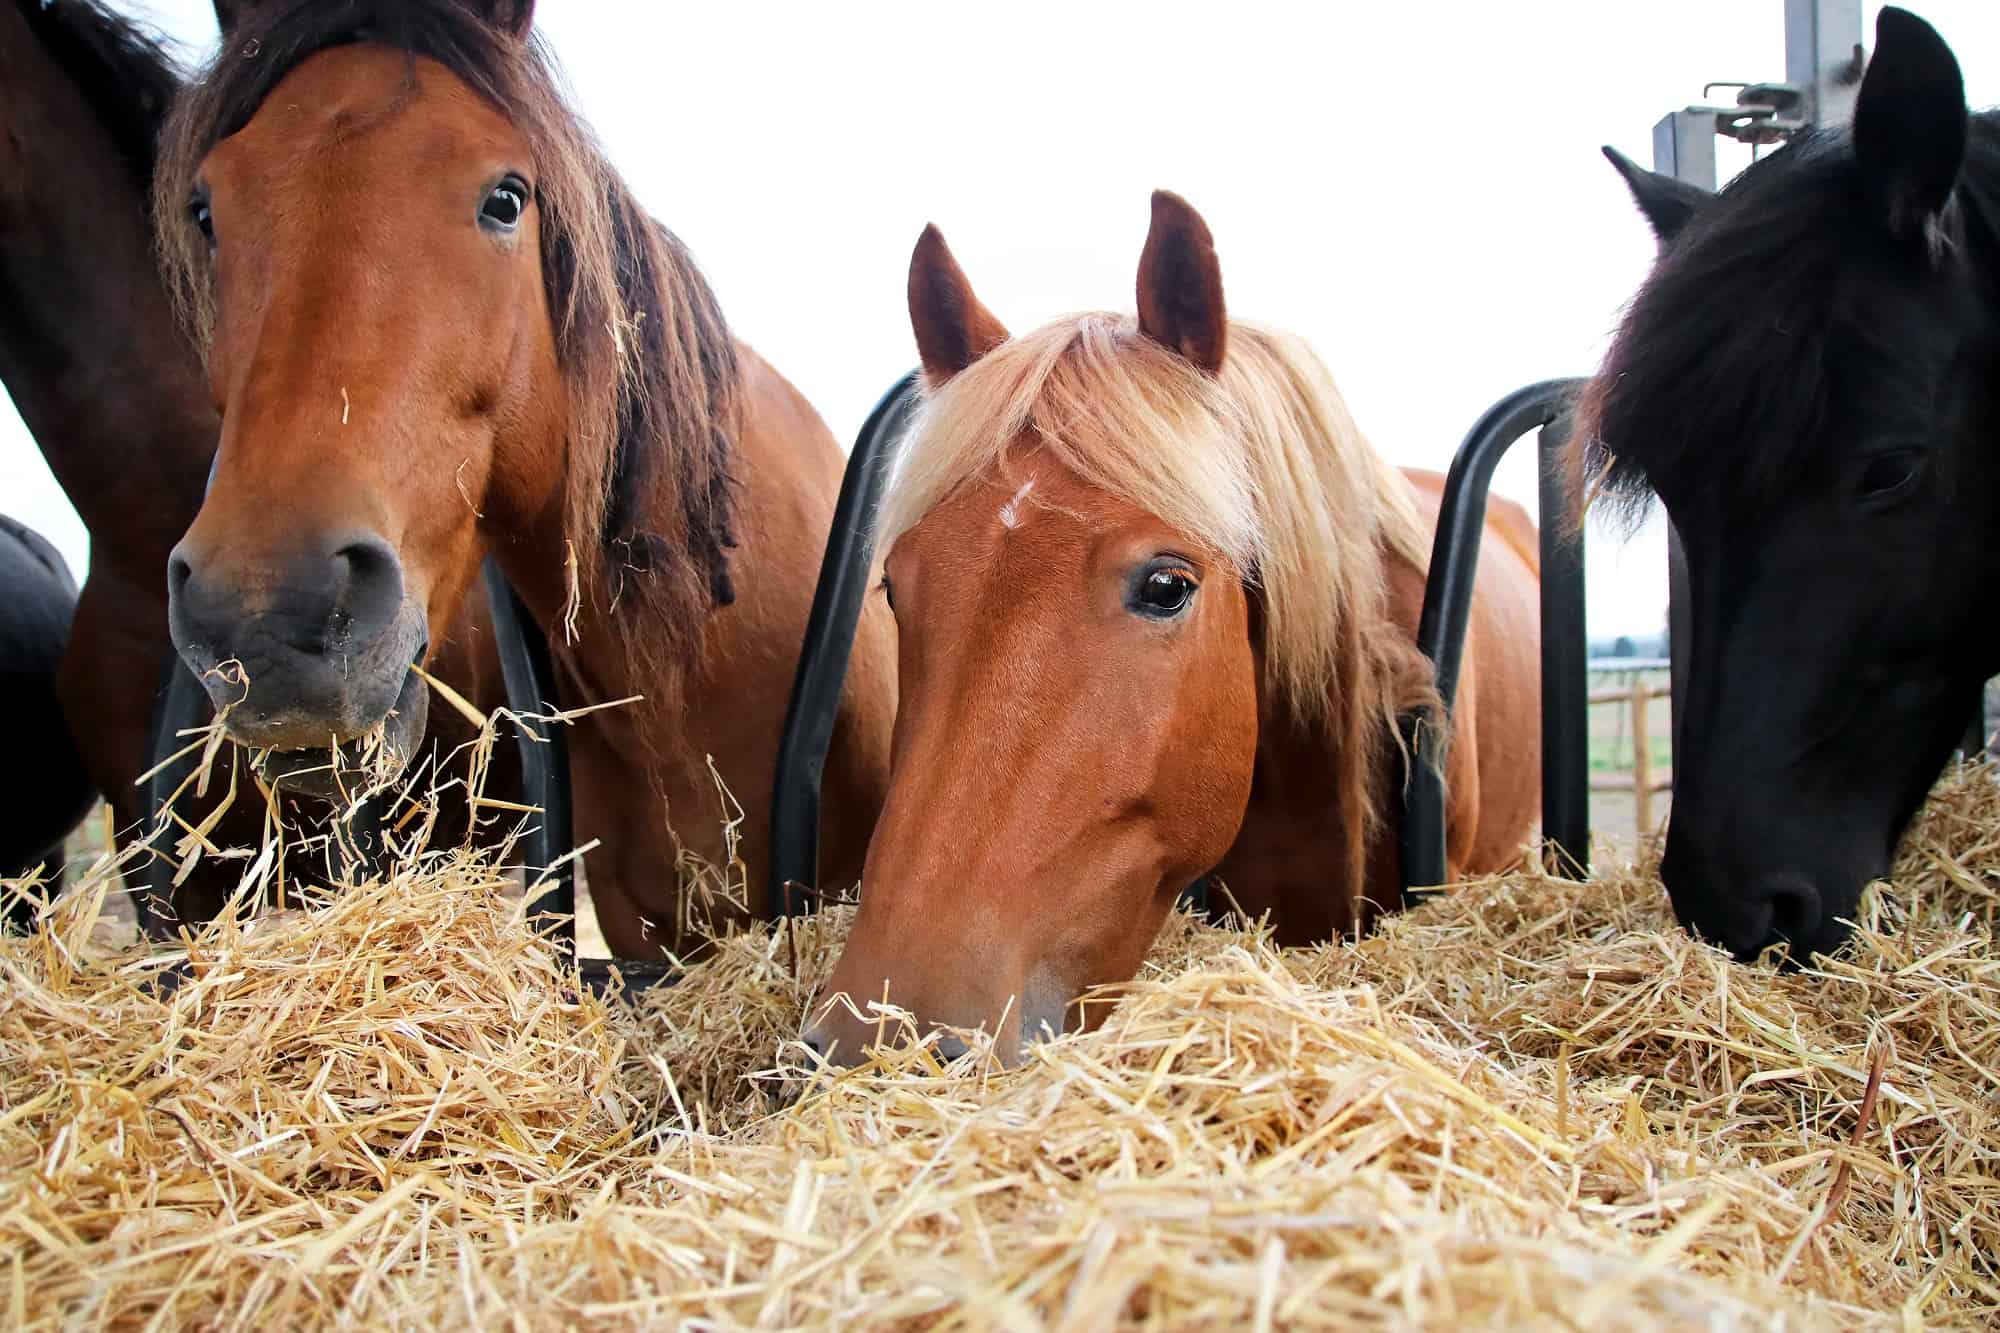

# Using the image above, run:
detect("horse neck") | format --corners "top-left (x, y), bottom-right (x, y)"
top-left (0, 13), bottom-right (214, 584)
top-left (1243, 524), bottom-right (1437, 905)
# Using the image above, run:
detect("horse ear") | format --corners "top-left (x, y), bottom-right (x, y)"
top-left (1136, 190), bottom-right (1227, 375)
top-left (1601, 146), bottom-right (1710, 244)
top-left (1853, 7), bottom-right (1966, 239)
top-left (908, 224), bottom-right (1010, 388)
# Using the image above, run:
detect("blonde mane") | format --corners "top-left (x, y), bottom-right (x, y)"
top-left (880, 313), bottom-right (1441, 894)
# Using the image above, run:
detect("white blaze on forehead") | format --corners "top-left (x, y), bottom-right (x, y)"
top-left (997, 478), bottom-right (1036, 530)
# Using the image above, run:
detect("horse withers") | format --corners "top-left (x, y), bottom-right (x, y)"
top-left (156, 0), bottom-right (894, 951)
top-left (1576, 7), bottom-right (2000, 963)
top-left (805, 193), bottom-right (1541, 1066)
top-left (0, 516), bottom-right (94, 929)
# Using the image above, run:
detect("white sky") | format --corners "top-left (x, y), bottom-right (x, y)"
top-left (6, 0), bottom-right (1999, 637)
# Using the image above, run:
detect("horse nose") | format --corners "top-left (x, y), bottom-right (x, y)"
top-left (167, 528), bottom-right (414, 730)
top-left (170, 530), bottom-right (406, 658)
top-left (1689, 871), bottom-right (1824, 964)
top-left (933, 1033), bottom-right (971, 1063)
top-left (1734, 873), bottom-right (1825, 963)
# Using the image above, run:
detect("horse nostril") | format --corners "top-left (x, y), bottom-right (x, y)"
top-left (1721, 873), bottom-right (1824, 963)
top-left (167, 548), bottom-right (193, 600)
top-left (934, 1033), bottom-right (970, 1063)
top-left (1762, 876), bottom-right (1823, 950)
top-left (799, 1027), bottom-right (831, 1064)
top-left (329, 533), bottom-right (405, 634)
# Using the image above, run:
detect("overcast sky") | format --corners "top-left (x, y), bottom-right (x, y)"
top-left (6, 0), bottom-right (1998, 638)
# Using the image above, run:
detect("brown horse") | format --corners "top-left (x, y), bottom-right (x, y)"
top-left (0, 0), bottom-right (518, 929)
top-left (155, 0), bottom-right (895, 953)
top-left (807, 193), bottom-right (1540, 1065)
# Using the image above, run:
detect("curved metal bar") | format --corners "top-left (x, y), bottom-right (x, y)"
top-left (1401, 378), bottom-right (1587, 897)
top-left (771, 371), bottom-right (922, 917)
top-left (482, 558), bottom-right (575, 940)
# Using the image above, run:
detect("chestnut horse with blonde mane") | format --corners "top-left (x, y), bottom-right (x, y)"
top-left (154, 0), bottom-right (894, 951)
top-left (808, 192), bottom-right (1540, 1065)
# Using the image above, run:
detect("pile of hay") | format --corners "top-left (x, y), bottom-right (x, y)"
top-left (4, 767), bottom-right (1998, 1327)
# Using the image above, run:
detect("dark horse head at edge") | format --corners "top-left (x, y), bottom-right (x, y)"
top-left (1577, 7), bottom-right (2000, 963)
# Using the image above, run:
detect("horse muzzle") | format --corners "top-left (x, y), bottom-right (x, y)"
top-left (166, 529), bottom-right (431, 799)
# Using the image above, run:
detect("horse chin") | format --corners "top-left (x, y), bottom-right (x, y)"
top-left (251, 672), bottom-right (428, 803)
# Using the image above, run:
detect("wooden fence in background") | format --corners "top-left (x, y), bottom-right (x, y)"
top-left (1587, 662), bottom-right (1672, 835)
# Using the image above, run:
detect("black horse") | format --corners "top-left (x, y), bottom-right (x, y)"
top-left (1578, 6), bottom-right (2000, 962)
top-left (0, 514), bottom-right (94, 929)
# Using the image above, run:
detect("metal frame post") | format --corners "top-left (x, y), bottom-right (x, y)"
top-left (1401, 379), bottom-right (1586, 894)
top-left (1785, 0), bottom-right (1864, 127)
top-left (1651, 110), bottom-right (1721, 191)
top-left (1536, 415), bottom-right (1590, 875)
top-left (769, 372), bottom-right (921, 916)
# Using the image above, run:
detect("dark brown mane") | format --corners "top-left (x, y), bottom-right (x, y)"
top-left (152, 0), bottom-right (741, 683)
top-left (14, 0), bottom-right (183, 180)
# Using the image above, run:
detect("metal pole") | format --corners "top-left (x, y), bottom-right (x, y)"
top-left (1651, 110), bottom-right (1720, 191)
top-left (1785, 0), bottom-right (1864, 127)
top-left (1537, 416), bottom-right (1590, 877)
top-left (141, 653), bottom-right (206, 933)
top-left (769, 372), bottom-right (920, 916)
top-left (1631, 679), bottom-right (1654, 835)
top-left (1401, 379), bottom-right (1583, 894)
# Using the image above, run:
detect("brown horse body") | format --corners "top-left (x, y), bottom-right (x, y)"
top-left (809, 194), bottom-right (1539, 1063)
top-left (157, 3), bottom-right (892, 951)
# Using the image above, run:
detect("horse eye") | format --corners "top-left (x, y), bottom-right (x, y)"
top-left (1856, 450), bottom-right (1923, 502)
top-left (878, 575), bottom-right (894, 612)
top-left (480, 180), bottom-right (527, 230)
top-left (1131, 567), bottom-right (1197, 619)
top-left (190, 197), bottom-right (214, 244)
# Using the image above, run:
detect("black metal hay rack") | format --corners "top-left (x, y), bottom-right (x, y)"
top-left (145, 372), bottom-right (1603, 993)
top-left (770, 373), bottom-right (1603, 920)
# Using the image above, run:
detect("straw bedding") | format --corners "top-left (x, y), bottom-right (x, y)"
top-left (4, 765), bottom-right (1999, 1328)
